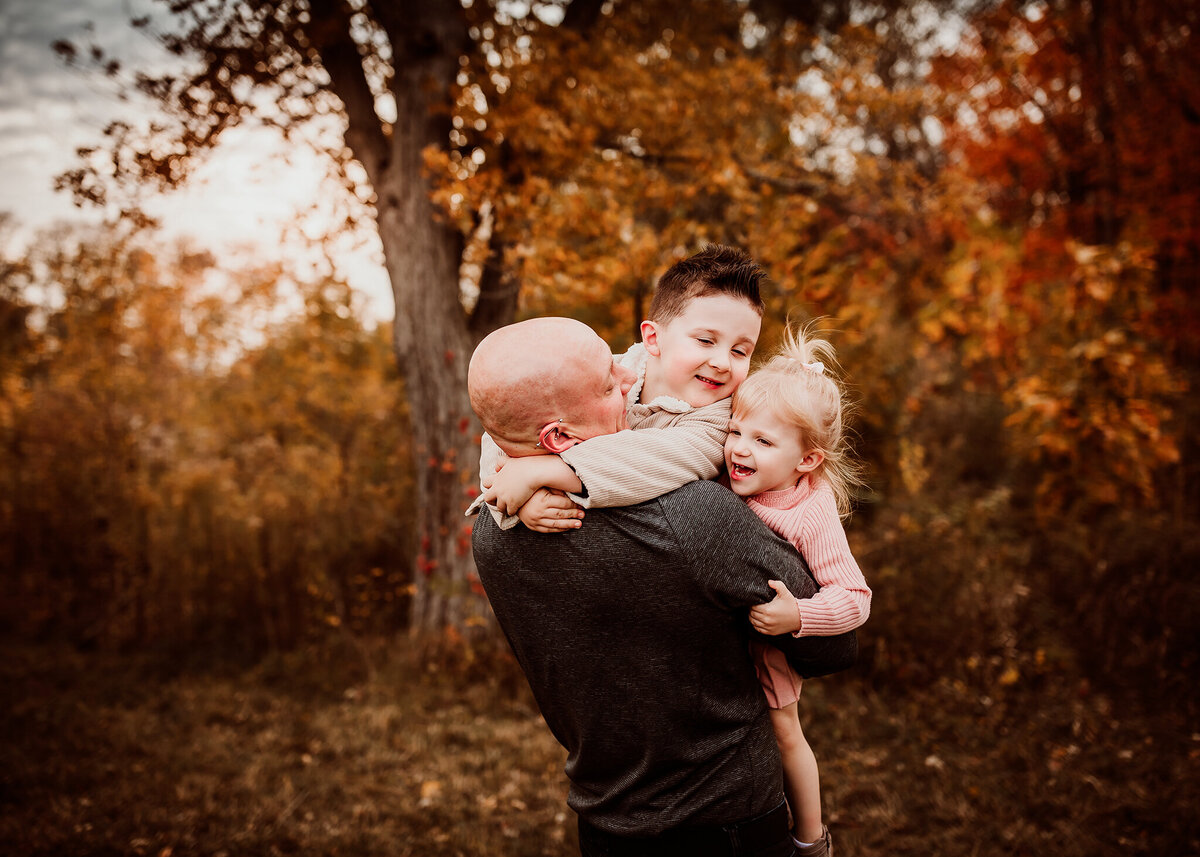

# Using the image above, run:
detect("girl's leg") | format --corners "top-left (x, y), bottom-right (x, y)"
top-left (768, 700), bottom-right (823, 844)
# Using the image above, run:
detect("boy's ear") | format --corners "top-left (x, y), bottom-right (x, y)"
top-left (639, 320), bottom-right (662, 357)
top-left (796, 450), bottom-right (825, 474)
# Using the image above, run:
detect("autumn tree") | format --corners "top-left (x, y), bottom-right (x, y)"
top-left (56, 1), bottom-right (593, 638)
top-left (909, 0), bottom-right (1198, 687)
top-left (57, 0), bottom-right (930, 639)
top-left (34, 0), bottom-right (1198, 693)
top-left (0, 226), bottom-right (413, 652)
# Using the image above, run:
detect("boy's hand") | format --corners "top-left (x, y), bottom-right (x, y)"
top-left (518, 489), bottom-right (585, 533)
top-left (484, 457), bottom-right (542, 515)
top-left (749, 580), bottom-right (802, 636)
top-left (484, 455), bottom-right (583, 516)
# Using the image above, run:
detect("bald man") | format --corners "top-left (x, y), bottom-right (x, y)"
top-left (469, 318), bottom-right (856, 857)
top-left (468, 317), bottom-right (637, 457)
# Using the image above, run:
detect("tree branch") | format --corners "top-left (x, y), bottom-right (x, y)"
top-left (561, 0), bottom-right (606, 32)
top-left (468, 230), bottom-right (518, 344)
top-left (306, 0), bottom-right (390, 182)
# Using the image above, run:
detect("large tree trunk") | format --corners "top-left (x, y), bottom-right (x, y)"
top-left (383, 5), bottom-right (490, 636)
top-left (310, 0), bottom-right (606, 639)
top-left (312, 0), bottom-right (490, 637)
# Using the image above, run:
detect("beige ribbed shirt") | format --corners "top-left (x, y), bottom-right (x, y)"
top-left (471, 343), bottom-right (730, 528)
top-left (558, 396), bottom-right (730, 508)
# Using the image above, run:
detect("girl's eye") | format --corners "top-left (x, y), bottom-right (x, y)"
top-left (757, 438), bottom-right (771, 446)
top-left (729, 429), bottom-right (741, 437)
top-left (733, 349), bottom-right (747, 358)
top-left (697, 338), bottom-right (713, 345)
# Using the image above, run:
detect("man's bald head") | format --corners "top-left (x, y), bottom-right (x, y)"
top-left (469, 318), bottom-right (634, 456)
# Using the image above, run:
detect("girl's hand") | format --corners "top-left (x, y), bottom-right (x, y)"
top-left (518, 488), bottom-right (585, 533)
top-left (749, 580), bottom-right (802, 636)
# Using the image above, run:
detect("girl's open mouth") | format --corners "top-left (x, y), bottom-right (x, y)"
top-left (730, 464), bottom-right (755, 478)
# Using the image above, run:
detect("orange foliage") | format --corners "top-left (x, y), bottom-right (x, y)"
top-left (0, 228), bottom-right (414, 652)
top-left (929, 1), bottom-right (1195, 516)
top-left (10, 2), bottom-right (1196, 686)
top-left (423, 1), bottom-right (1197, 685)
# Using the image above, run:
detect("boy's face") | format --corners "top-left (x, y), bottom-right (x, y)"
top-left (725, 406), bottom-right (820, 496)
top-left (641, 294), bottom-right (761, 408)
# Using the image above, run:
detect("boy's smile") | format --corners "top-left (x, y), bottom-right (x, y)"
top-left (695, 373), bottom-right (724, 391)
top-left (639, 294), bottom-right (761, 409)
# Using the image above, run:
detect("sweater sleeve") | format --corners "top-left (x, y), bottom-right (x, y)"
top-left (793, 489), bottom-right (871, 636)
top-left (557, 400), bottom-right (730, 508)
top-left (464, 431), bottom-right (521, 530)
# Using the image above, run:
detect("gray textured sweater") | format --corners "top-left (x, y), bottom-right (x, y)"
top-left (472, 478), bottom-right (857, 836)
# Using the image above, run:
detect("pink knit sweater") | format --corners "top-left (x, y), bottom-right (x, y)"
top-left (746, 478), bottom-right (871, 637)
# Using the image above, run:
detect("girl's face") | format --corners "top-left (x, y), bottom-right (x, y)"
top-left (725, 406), bottom-right (822, 497)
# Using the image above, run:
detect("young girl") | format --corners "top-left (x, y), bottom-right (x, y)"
top-left (724, 326), bottom-right (871, 857)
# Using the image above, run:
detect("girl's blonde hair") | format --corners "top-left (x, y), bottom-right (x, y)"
top-left (731, 323), bottom-right (864, 517)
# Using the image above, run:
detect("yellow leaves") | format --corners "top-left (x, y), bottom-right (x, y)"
top-left (997, 665), bottom-right (1020, 686)
top-left (898, 439), bottom-right (931, 496)
top-left (1083, 272), bottom-right (1115, 303)
top-left (418, 780), bottom-right (442, 807)
top-left (3, 226), bottom-right (420, 648)
top-left (918, 317), bottom-right (943, 344)
top-left (943, 256), bottom-right (978, 298)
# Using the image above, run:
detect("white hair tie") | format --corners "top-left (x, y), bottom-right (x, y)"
top-left (803, 361), bottom-right (825, 375)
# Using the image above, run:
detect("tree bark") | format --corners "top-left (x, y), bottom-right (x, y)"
top-left (308, 0), bottom-right (491, 638)
top-left (382, 4), bottom-right (489, 636)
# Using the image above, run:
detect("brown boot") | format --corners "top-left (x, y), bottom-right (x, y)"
top-left (794, 825), bottom-right (832, 857)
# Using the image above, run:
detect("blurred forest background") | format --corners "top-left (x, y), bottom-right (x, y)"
top-left (1, 0), bottom-right (1197, 855)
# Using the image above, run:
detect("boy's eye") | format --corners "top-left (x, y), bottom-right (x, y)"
top-left (733, 349), bottom-right (747, 358)
top-left (757, 438), bottom-right (771, 446)
top-left (697, 337), bottom-right (713, 345)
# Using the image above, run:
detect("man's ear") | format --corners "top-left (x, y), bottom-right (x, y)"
top-left (537, 421), bottom-right (579, 454)
top-left (796, 450), bottom-right (825, 474)
top-left (640, 320), bottom-right (662, 357)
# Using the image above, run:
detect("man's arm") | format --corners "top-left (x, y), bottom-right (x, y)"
top-left (742, 540), bottom-right (858, 678)
top-left (663, 480), bottom-right (858, 678)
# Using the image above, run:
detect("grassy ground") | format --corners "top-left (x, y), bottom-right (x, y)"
top-left (1, 639), bottom-right (1195, 857)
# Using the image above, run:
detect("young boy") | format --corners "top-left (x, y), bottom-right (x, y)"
top-left (473, 244), bottom-right (765, 529)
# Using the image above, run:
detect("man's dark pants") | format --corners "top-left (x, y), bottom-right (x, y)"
top-left (577, 800), bottom-right (797, 857)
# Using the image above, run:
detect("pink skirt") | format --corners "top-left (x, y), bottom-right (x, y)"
top-left (750, 640), bottom-right (803, 709)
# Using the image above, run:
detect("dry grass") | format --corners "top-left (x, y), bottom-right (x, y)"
top-left (0, 641), bottom-right (572, 856)
top-left (1, 639), bottom-right (1195, 856)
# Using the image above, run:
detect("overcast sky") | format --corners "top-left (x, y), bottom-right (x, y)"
top-left (0, 0), bottom-right (393, 319)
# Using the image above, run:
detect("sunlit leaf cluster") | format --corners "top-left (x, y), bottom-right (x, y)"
top-left (0, 227), bottom-right (412, 651)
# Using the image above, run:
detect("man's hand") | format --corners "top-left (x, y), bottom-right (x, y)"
top-left (749, 580), bottom-right (802, 636)
top-left (518, 488), bottom-right (585, 533)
